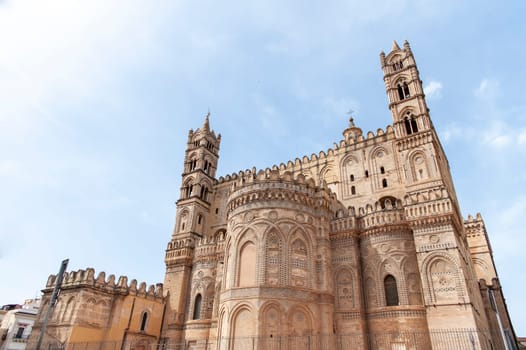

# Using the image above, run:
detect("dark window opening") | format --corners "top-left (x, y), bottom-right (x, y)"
top-left (15, 327), bottom-right (24, 339)
top-left (384, 275), bottom-right (399, 306)
top-left (365, 170), bottom-right (369, 178)
top-left (411, 118), bottom-right (418, 133)
top-left (380, 166), bottom-right (385, 174)
top-left (350, 174), bottom-right (354, 182)
top-left (140, 312), bottom-right (148, 331)
top-left (397, 82), bottom-right (410, 100)
top-left (404, 115), bottom-right (419, 135)
top-left (215, 208), bottom-right (219, 214)
top-left (184, 184), bottom-right (194, 198)
top-left (193, 294), bottom-right (202, 320)
top-left (197, 215), bottom-right (202, 225)
top-left (382, 179), bottom-right (388, 188)
top-left (351, 186), bottom-right (356, 195)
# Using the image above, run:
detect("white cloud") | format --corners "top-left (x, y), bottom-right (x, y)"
top-left (518, 130), bottom-right (526, 145)
top-left (474, 78), bottom-right (500, 100)
top-left (424, 81), bottom-right (443, 99)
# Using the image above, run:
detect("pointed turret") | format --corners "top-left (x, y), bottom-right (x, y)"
top-left (392, 40), bottom-right (400, 51)
top-left (201, 112), bottom-right (210, 133)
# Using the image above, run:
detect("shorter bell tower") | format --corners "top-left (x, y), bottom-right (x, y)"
top-left (162, 113), bottom-right (221, 342)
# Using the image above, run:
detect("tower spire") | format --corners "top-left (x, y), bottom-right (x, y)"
top-left (392, 40), bottom-right (400, 51)
top-left (202, 111), bottom-right (210, 133)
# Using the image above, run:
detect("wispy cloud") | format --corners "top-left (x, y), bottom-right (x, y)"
top-left (424, 81), bottom-right (443, 99)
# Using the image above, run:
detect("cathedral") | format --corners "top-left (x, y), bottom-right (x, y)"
top-left (29, 41), bottom-right (519, 350)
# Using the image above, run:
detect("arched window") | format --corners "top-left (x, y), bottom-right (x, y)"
top-left (197, 214), bottom-right (202, 225)
top-left (184, 183), bottom-right (194, 198)
top-left (384, 275), bottom-right (399, 306)
top-left (397, 82), bottom-right (411, 100)
top-left (403, 82), bottom-right (410, 98)
top-left (404, 114), bottom-right (419, 135)
top-left (382, 179), bottom-right (388, 188)
top-left (380, 166), bottom-right (385, 174)
top-left (140, 312), bottom-right (148, 331)
top-left (351, 186), bottom-right (356, 195)
top-left (200, 186), bottom-right (209, 201)
top-left (189, 159), bottom-right (197, 171)
top-left (350, 174), bottom-right (354, 182)
top-left (397, 84), bottom-right (404, 100)
top-left (365, 170), bottom-right (369, 178)
top-left (193, 294), bottom-right (202, 320)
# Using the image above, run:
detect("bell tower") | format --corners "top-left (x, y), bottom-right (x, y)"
top-left (380, 40), bottom-right (432, 138)
top-left (162, 113), bottom-right (221, 342)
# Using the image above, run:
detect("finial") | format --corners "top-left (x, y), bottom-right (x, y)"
top-left (202, 110), bottom-right (210, 133)
top-left (392, 40), bottom-right (400, 51)
top-left (349, 117), bottom-right (355, 127)
top-left (403, 40), bottom-right (411, 50)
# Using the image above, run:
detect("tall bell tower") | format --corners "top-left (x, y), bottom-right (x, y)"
top-left (162, 113), bottom-right (220, 342)
top-left (380, 40), bottom-right (432, 138)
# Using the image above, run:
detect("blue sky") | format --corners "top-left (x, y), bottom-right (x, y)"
top-left (1, 0), bottom-right (525, 335)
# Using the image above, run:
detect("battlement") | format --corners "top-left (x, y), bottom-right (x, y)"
top-left (44, 268), bottom-right (164, 300)
top-left (216, 125), bottom-right (395, 186)
top-left (226, 170), bottom-right (342, 217)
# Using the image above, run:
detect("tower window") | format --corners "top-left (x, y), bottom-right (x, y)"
top-left (397, 82), bottom-right (410, 100)
top-left (189, 159), bottom-right (197, 171)
top-left (384, 275), bottom-right (399, 306)
top-left (140, 312), bottom-right (148, 331)
top-left (365, 170), bottom-right (369, 178)
top-left (350, 174), bottom-right (354, 182)
top-left (351, 186), bottom-right (356, 195)
top-left (380, 166), bottom-right (385, 174)
top-left (382, 179), bottom-right (388, 188)
top-left (392, 61), bottom-right (403, 71)
top-left (184, 184), bottom-right (194, 198)
top-left (404, 114), bottom-right (419, 135)
top-left (197, 215), bottom-right (202, 225)
top-left (193, 294), bottom-right (202, 320)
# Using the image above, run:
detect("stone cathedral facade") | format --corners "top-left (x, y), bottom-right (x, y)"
top-left (30, 41), bottom-right (518, 350)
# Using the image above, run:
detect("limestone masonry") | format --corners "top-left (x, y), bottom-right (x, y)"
top-left (29, 41), bottom-right (519, 349)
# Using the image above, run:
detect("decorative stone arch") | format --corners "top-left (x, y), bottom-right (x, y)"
top-left (320, 164), bottom-right (337, 184)
top-left (191, 274), bottom-right (214, 320)
top-left (421, 252), bottom-right (464, 304)
top-left (139, 308), bottom-right (151, 331)
top-left (472, 257), bottom-right (491, 281)
top-left (333, 267), bottom-right (356, 309)
top-left (199, 178), bottom-right (213, 202)
top-left (340, 154), bottom-right (360, 196)
top-left (229, 303), bottom-right (256, 346)
top-left (61, 296), bottom-right (76, 322)
top-left (287, 305), bottom-right (314, 336)
top-left (387, 53), bottom-right (404, 65)
top-left (177, 208), bottom-right (191, 233)
top-left (259, 301), bottom-right (284, 337)
top-left (187, 152), bottom-right (198, 172)
top-left (235, 228), bottom-right (259, 287)
top-left (181, 176), bottom-right (196, 198)
top-left (379, 256), bottom-right (406, 306)
top-left (217, 306), bottom-right (230, 348)
top-left (400, 253), bottom-right (423, 305)
top-left (408, 149), bottom-right (430, 182)
top-left (263, 227), bottom-right (285, 286)
top-left (287, 228), bottom-right (313, 289)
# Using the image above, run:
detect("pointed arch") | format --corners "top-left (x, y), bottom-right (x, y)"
top-left (193, 294), bottom-right (202, 320)
top-left (264, 229), bottom-right (284, 286)
top-left (238, 241), bottom-right (257, 287)
top-left (408, 150), bottom-right (430, 182)
top-left (140, 311), bottom-right (149, 331)
top-left (288, 229), bottom-right (312, 288)
top-left (384, 275), bottom-right (399, 306)
top-left (334, 268), bottom-right (355, 309)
